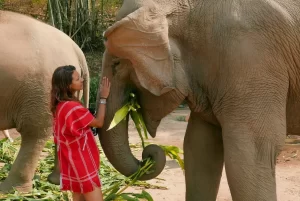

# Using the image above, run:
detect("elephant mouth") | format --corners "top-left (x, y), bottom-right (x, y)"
top-left (143, 112), bottom-right (161, 138)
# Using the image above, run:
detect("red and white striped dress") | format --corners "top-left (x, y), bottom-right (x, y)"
top-left (53, 101), bottom-right (101, 193)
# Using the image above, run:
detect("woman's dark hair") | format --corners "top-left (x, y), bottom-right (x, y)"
top-left (50, 65), bottom-right (79, 116)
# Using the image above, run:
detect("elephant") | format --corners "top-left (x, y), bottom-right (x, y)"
top-left (0, 10), bottom-right (90, 193)
top-left (98, 0), bottom-right (300, 200)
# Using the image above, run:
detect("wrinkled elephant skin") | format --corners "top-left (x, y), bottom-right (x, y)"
top-left (0, 11), bottom-right (90, 193)
top-left (99, 0), bottom-right (300, 201)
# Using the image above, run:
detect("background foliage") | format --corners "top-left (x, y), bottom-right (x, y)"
top-left (1, 0), bottom-right (121, 51)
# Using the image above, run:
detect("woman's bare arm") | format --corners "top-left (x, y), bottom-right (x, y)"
top-left (89, 77), bottom-right (111, 128)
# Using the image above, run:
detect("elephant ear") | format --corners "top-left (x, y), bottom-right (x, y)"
top-left (103, 5), bottom-right (174, 96)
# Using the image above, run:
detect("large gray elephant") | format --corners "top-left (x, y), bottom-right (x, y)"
top-left (98, 0), bottom-right (300, 200)
top-left (0, 10), bottom-right (89, 192)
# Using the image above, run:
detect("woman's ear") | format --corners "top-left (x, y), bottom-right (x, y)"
top-left (103, 4), bottom-right (174, 96)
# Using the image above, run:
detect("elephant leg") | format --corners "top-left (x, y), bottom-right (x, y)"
top-left (0, 126), bottom-right (50, 193)
top-left (222, 120), bottom-right (285, 201)
top-left (47, 143), bottom-right (60, 185)
top-left (184, 112), bottom-right (223, 201)
top-left (219, 84), bottom-right (287, 201)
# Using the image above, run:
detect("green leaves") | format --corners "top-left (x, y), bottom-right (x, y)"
top-left (0, 138), bottom-right (19, 164)
top-left (107, 92), bottom-right (185, 170)
top-left (160, 145), bottom-right (184, 170)
top-left (0, 139), bottom-right (157, 201)
top-left (114, 190), bottom-right (154, 201)
top-left (103, 158), bottom-right (155, 200)
top-left (107, 93), bottom-right (148, 148)
top-left (130, 111), bottom-right (146, 148)
top-left (107, 103), bottom-right (130, 130)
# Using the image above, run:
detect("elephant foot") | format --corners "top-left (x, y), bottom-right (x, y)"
top-left (47, 171), bottom-right (60, 185)
top-left (0, 180), bottom-right (32, 193)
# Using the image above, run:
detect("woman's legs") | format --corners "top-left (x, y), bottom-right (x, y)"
top-left (73, 193), bottom-right (85, 201)
top-left (83, 187), bottom-right (104, 201)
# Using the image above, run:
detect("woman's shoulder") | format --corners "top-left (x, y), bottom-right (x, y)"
top-left (57, 101), bottom-right (83, 112)
top-left (56, 101), bottom-right (85, 118)
top-left (67, 100), bottom-right (82, 106)
top-left (59, 100), bottom-right (82, 107)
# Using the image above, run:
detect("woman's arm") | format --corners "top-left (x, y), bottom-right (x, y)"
top-left (89, 77), bottom-right (111, 128)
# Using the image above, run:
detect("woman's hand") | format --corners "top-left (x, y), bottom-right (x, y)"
top-left (100, 77), bottom-right (111, 98)
top-left (89, 77), bottom-right (111, 128)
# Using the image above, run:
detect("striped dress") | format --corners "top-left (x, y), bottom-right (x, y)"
top-left (53, 101), bottom-right (101, 193)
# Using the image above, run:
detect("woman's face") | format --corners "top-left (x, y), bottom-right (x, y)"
top-left (69, 70), bottom-right (84, 93)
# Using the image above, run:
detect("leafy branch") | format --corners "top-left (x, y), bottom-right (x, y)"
top-left (108, 92), bottom-right (185, 169)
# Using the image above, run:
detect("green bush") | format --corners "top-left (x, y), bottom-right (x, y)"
top-left (89, 76), bottom-right (100, 109)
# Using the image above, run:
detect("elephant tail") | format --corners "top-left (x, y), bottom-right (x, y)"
top-left (72, 43), bottom-right (90, 108)
top-left (81, 57), bottom-right (90, 108)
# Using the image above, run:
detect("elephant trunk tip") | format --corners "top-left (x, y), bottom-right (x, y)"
top-left (138, 144), bottom-right (166, 180)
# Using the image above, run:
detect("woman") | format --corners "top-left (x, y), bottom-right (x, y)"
top-left (50, 65), bottom-right (110, 201)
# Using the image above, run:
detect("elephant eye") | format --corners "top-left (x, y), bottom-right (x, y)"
top-left (111, 58), bottom-right (120, 76)
top-left (113, 60), bottom-right (120, 66)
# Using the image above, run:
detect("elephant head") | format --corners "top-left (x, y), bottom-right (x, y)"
top-left (98, 0), bottom-right (190, 180)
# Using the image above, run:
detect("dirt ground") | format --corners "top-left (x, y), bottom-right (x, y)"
top-left (125, 108), bottom-right (300, 201)
top-left (1, 108), bottom-right (300, 201)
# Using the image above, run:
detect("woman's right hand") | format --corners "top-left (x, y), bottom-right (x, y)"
top-left (89, 77), bottom-right (111, 128)
top-left (100, 77), bottom-right (111, 98)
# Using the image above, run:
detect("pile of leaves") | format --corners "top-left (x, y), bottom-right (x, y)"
top-left (0, 138), bottom-right (160, 200)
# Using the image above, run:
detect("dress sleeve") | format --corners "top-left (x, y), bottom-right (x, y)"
top-left (64, 101), bottom-right (95, 137)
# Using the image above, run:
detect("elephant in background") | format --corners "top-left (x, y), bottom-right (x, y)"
top-left (98, 0), bottom-right (300, 200)
top-left (0, 10), bottom-right (90, 192)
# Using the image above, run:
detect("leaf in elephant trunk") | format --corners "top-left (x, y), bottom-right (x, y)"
top-left (108, 92), bottom-right (185, 170)
top-left (107, 92), bottom-right (148, 141)
top-left (129, 93), bottom-right (148, 139)
top-left (130, 111), bottom-right (145, 148)
top-left (107, 103), bottom-right (130, 130)
top-left (137, 112), bottom-right (148, 140)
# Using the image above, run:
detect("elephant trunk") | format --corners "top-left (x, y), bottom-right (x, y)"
top-left (98, 52), bottom-right (166, 180)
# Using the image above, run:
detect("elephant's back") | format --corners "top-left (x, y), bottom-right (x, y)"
top-left (0, 10), bottom-right (82, 86)
top-left (0, 11), bottom-right (84, 109)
